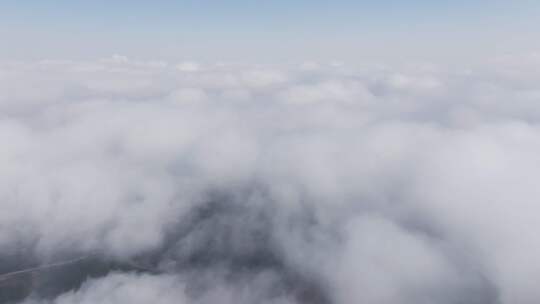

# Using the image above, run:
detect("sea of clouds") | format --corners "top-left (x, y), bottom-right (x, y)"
top-left (1, 53), bottom-right (540, 304)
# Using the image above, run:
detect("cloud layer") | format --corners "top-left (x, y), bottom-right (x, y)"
top-left (1, 55), bottom-right (540, 303)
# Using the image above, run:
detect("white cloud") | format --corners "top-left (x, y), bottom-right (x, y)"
top-left (278, 80), bottom-right (373, 105)
top-left (2, 56), bottom-right (540, 303)
top-left (177, 61), bottom-right (201, 72)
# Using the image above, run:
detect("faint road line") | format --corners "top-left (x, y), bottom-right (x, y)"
top-left (0, 256), bottom-right (90, 283)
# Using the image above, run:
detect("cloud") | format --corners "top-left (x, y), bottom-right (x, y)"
top-left (23, 273), bottom-right (189, 304)
top-left (177, 62), bottom-right (201, 73)
top-left (1, 55), bottom-right (540, 303)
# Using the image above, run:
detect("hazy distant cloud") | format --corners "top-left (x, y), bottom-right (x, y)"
top-left (177, 62), bottom-right (201, 73)
top-left (2, 55), bottom-right (540, 303)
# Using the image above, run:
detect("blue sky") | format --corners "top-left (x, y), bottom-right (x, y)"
top-left (1, 1), bottom-right (539, 62)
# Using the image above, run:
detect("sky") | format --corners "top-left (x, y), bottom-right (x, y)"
top-left (1, 1), bottom-right (539, 63)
